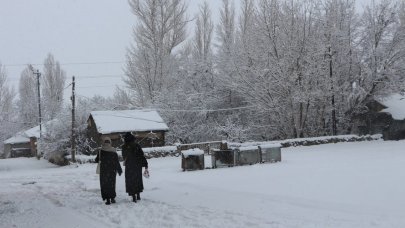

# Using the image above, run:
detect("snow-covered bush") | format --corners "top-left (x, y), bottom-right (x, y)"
top-left (37, 119), bottom-right (70, 166)
top-left (143, 146), bottom-right (178, 158)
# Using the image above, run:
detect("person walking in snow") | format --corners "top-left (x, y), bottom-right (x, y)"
top-left (122, 132), bottom-right (148, 203)
top-left (95, 137), bottom-right (122, 205)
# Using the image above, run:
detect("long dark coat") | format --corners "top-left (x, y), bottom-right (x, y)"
top-left (122, 142), bottom-right (148, 196)
top-left (95, 150), bottom-right (122, 200)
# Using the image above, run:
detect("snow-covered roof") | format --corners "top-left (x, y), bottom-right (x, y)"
top-left (3, 122), bottom-right (51, 144)
top-left (238, 146), bottom-right (259, 151)
top-left (379, 94), bottom-right (405, 120)
top-left (259, 143), bottom-right (282, 149)
top-left (182, 148), bottom-right (204, 157)
top-left (24, 125), bottom-right (41, 138)
top-left (3, 134), bottom-right (30, 145)
top-left (143, 146), bottom-right (177, 154)
top-left (90, 110), bottom-right (169, 134)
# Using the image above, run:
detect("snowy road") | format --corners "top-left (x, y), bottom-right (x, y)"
top-left (1, 140), bottom-right (405, 228)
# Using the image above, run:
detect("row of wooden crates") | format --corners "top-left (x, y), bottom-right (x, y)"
top-left (181, 144), bottom-right (282, 171)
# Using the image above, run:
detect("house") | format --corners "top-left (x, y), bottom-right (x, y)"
top-left (3, 125), bottom-right (42, 158)
top-left (87, 110), bottom-right (169, 148)
top-left (352, 94), bottom-right (405, 140)
top-left (3, 135), bottom-right (31, 158)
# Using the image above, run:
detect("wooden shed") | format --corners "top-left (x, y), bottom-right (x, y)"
top-left (352, 94), bottom-right (405, 140)
top-left (87, 110), bottom-right (169, 149)
top-left (2, 125), bottom-right (41, 158)
top-left (3, 135), bottom-right (31, 158)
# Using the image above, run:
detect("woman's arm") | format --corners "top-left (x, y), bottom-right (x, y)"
top-left (95, 151), bottom-right (99, 163)
top-left (115, 153), bottom-right (122, 175)
top-left (139, 145), bottom-right (148, 169)
top-left (121, 145), bottom-right (127, 161)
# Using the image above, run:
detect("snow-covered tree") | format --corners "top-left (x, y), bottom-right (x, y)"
top-left (190, 1), bottom-right (215, 95)
top-left (314, 0), bottom-right (359, 135)
top-left (0, 63), bottom-right (16, 123)
top-left (37, 111), bottom-right (71, 165)
top-left (0, 62), bottom-right (17, 155)
top-left (160, 1), bottom-right (220, 143)
top-left (357, 0), bottom-right (405, 100)
top-left (117, 0), bottom-right (405, 143)
top-left (112, 87), bottom-right (138, 110)
top-left (42, 53), bottom-right (66, 121)
top-left (18, 66), bottom-right (38, 129)
top-left (37, 93), bottom-right (122, 164)
top-left (215, 0), bottom-right (237, 103)
top-left (125, 0), bottom-right (188, 106)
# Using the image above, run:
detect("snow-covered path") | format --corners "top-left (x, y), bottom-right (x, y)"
top-left (1, 140), bottom-right (404, 228)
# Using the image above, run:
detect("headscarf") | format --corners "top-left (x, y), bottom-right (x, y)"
top-left (101, 137), bottom-right (116, 152)
top-left (124, 132), bottom-right (135, 144)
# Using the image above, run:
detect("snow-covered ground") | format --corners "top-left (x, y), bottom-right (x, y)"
top-left (1, 140), bottom-right (404, 228)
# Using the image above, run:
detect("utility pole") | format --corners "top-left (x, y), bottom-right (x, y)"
top-left (29, 65), bottom-right (42, 159)
top-left (33, 69), bottom-right (42, 138)
top-left (71, 76), bottom-right (76, 163)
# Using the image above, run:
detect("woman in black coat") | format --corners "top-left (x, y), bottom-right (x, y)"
top-left (95, 137), bottom-right (122, 205)
top-left (122, 132), bottom-right (148, 203)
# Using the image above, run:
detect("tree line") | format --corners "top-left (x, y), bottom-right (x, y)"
top-left (1, 0), bottom-right (405, 158)
top-left (123, 0), bottom-right (405, 143)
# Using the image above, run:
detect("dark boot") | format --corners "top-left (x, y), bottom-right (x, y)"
top-left (105, 198), bottom-right (111, 205)
top-left (136, 193), bottom-right (141, 201)
top-left (132, 195), bottom-right (137, 203)
top-left (111, 198), bottom-right (116, 204)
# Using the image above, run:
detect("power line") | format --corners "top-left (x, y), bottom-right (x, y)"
top-left (75, 93), bottom-right (257, 113)
top-left (7, 75), bottom-right (122, 89)
top-left (3, 61), bottom-right (125, 67)
top-left (78, 74), bottom-right (125, 79)
top-left (7, 73), bottom-right (125, 80)
top-left (76, 85), bottom-right (120, 89)
top-left (75, 94), bottom-right (130, 107)
top-left (25, 82), bottom-right (72, 104)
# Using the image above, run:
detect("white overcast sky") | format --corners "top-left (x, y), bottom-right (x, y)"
top-left (1, 0), bottom-right (370, 98)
